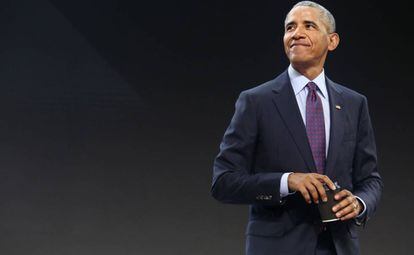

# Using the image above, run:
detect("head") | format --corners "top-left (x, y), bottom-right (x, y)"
top-left (283, 1), bottom-right (339, 72)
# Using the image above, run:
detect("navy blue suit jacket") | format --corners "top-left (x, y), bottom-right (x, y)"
top-left (211, 70), bottom-right (383, 255)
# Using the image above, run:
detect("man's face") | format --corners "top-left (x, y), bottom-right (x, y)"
top-left (283, 6), bottom-right (337, 68)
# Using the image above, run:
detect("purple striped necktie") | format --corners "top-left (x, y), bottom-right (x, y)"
top-left (306, 82), bottom-right (326, 174)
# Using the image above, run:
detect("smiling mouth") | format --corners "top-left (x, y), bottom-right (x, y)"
top-left (290, 44), bottom-right (310, 48)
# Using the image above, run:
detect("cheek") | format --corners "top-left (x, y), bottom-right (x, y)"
top-left (283, 35), bottom-right (289, 45)
top-left (316, 36), bottom-right (330, 49)
top-left (283, 37), bottom-right (290, 52)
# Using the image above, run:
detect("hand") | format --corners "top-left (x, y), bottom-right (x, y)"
top-left (288, 173), bottom-right (336, 204)
top-left (332, 189), bottom-right (363, 221)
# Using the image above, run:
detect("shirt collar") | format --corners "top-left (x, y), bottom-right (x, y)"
top-left (288, 65), bottom-right (328, 98)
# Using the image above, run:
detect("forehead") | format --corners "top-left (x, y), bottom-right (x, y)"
top-left (285, 6), bottom-right (322, 25)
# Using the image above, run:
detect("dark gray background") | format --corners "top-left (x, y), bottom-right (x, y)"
top-left (0, 0), bottom-right (411, 254)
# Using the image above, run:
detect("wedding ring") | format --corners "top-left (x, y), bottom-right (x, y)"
top-left (353, 202), bottom-right (358, 210)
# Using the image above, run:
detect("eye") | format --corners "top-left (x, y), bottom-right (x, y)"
top-left (305, 23), bottom-right (317, 29)
top-left (285, 25), bottom-right (294, 32)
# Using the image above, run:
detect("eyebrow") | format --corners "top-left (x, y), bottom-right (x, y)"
top-left (285, 21), bottom-right (295, 28)
top-left (285, 20), bottom-right (319, 28)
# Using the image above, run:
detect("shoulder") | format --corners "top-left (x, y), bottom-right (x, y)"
top-left (329, 79), bottom-right (368, 104)
top-left (242, 79), bottom-right (276, 98)
top-left (239, 71), bottom-right (289, 100)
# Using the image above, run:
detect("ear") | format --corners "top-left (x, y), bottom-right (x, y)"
top-left (327, 33), bottom-right (340, 51)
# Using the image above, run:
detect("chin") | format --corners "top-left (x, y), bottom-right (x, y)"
top-left (289, 59), bottom-right (313, 69)
top-left (288, 55), bottom-right (310, 64)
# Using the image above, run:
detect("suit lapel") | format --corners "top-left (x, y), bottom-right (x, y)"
top-left (325, 78), bottom-right (344, 179)
top-left (271, 71), bottom-right (316, 172)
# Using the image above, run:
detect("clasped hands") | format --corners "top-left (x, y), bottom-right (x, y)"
top-left (288, 173), bottom-right (362, 221)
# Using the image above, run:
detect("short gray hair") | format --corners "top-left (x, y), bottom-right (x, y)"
top-left (285, 1), bottom-right (336, 33)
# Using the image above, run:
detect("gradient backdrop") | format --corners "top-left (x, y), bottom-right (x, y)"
top-left (0, 0), bottom-right (412, 254)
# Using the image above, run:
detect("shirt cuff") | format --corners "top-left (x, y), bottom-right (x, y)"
top-left (280, 172), bottom-right (295, 198)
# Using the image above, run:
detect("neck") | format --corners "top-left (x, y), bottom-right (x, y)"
top-left (291, 64), bottom-right (324, 80)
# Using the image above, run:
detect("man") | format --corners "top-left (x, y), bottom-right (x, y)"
top-left (211, 1), bottom-right (383, 255)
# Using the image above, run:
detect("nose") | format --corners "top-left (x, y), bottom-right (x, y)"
top-left (292, 26), bottom-right (306, 39)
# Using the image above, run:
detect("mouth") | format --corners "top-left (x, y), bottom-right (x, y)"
top-left (290, 43), bottom-right (310, 48)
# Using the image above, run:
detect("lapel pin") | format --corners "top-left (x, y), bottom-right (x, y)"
top-left (335, 105), bottom-right (341, 110)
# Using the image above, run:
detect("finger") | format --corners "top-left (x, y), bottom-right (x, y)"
top-left (316, 174), bottom-right (336, 190)
top-left (338, 204), bottom-right (359, 221)
top-left (332, 195), bottom-right (354, 213)
top-left (334, 189), bottom-right (352, 201)
top-left (335, 201), bottom-right (356, 219)
top-left (310, 178), bottom-right (328, 202)
top-left (340, 212), bottom-right (358, 221)
top-left (299, 186), bottom-right (311, 204)
top-left (304, 182), bottom-right (320, 204)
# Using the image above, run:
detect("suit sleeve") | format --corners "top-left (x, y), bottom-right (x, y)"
top-left (352, 96), bottom-right (383, 226)
top-left (211, 91), bottom-right (284, 206)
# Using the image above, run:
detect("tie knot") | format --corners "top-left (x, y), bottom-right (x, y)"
top-left (307, 82), bottom-right (318, 92)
